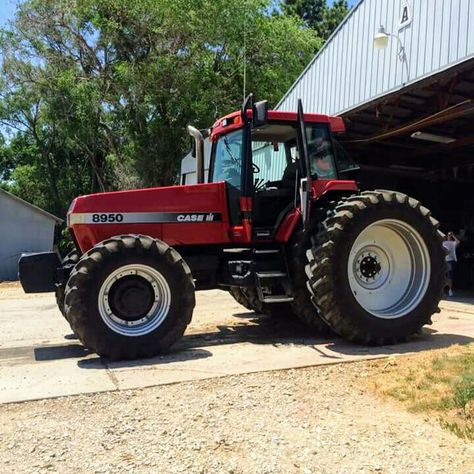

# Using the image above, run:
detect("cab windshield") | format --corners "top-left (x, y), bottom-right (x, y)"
top-left (211, 128), bottom-right (243, 189)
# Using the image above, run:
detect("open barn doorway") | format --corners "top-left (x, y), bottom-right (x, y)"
top-left (341, 59), bottom-right (474, 296)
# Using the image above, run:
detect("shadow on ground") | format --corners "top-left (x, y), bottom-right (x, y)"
top-left (10, 307), bottom-right (471, 367)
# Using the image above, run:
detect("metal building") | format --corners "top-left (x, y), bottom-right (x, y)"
top-left (278, 0), bottom-right (474, 114)
top-left (181, 139), bottom-right (212, 185)
top-left (0, 189), bottom-right (62, 280)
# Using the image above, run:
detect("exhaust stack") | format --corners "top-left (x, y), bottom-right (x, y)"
top-left (187, 125), bottom-right (205, 184)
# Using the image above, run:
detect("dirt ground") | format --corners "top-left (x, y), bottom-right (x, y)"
top-left (0, 361), bottom-right (473, 474)
top-left (1, 281), bottom-right (473, 473)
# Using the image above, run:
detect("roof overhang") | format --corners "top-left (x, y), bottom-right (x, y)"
top-left (340, 57), bottom-right (474, 179)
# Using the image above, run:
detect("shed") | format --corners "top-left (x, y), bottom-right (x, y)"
top-left (0, 189), bottom-right (62, 280)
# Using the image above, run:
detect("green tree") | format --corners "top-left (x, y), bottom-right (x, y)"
top-left (283, 0), bottom-right (349, 40)
top-left (0, 0), bottom-right (320, 217)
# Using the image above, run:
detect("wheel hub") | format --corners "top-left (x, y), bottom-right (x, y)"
top-left (98, 264), bottom-right (171, 336)
top-left (358, 254), bottom-right (381, 280)
top-left (347, 219), bottom-right (431, 319)
top-left (108, 275), bottom-right (155, 321)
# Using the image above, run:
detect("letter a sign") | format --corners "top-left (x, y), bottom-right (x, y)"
top-left (399, 1), bottom-right (412, 30)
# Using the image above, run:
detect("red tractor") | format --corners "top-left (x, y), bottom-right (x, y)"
top-left (19, 96), bottom-right (446, 360)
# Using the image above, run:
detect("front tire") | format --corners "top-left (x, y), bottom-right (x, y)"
top-left (306, 190), bottom-right (446, 345)
top-left (228, 286), bottom-right (262, 312)
top-left (55, 249), bottom-right (80, 319)
top-left (65, 235), bottom-right (195, 360)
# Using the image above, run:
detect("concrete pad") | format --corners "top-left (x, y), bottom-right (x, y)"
top-left (105, 313), bottom-right (474, 390)
top-left (0, 295), bottom-right (71, 349)
top-left (0, 289), bottom-right (473, 404)
top-left (0, 357), bottom-right (116, 404)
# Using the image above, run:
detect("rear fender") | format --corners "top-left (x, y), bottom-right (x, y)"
top-left (312, 179), bottom-right (358, 200)
top-left (274, 180), bottom-right (358, 243)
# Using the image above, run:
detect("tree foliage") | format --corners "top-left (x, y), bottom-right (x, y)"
top-left (0, 0), bottom-right (321, 217)
top-left (283, 0), bottom-right (349, 40)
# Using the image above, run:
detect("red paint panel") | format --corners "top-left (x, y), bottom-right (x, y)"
top-left (71, 182), bottom-right (228, 213)
top-left (239, 196), bottom-right (252, 212)
top-left (73, 223), bottom-right (164, 253)
top-left (275, 208), bottom-right (301, 243)
top-left (311, 179), bottom-right (358, 199)
top-left (162, 222), bottom-right (229, 246)
top-left (69, 182), bottom-right (232, 252)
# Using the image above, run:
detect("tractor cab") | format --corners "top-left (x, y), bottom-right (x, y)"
top-left (191, 95), bottom-right (358, 242)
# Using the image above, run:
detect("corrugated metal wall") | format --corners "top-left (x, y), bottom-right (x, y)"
top-left (0, 194), bottom-right (57, 280)
top-left (252, 143), bottom-right (287, 182)
top-left (277, 0), bottom-right (474, 114)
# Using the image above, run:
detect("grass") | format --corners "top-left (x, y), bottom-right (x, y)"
top-left (367, 344), bottom-right (474, 441)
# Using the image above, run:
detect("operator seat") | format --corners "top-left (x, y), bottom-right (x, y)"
top-left (252, 160), bottom-right (299, 229)
top-left (280, 160), bottom-right (299, 189)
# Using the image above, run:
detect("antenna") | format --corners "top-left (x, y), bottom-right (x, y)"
top-left (243, 5), bottom-right (246, 101)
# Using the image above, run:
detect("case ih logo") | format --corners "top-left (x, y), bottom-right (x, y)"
top-left (69, 211), bottom-right (224, 225)
top-left (176, 213), bottom-right (216, 222)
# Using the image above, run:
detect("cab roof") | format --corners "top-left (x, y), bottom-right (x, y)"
top-left (210, 109), bottom-right (345, 140)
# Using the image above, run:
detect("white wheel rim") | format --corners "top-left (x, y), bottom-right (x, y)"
top-left (347, 219), bottom-right (431, 319)
top-left (98, 264), bottom-right (171, 336)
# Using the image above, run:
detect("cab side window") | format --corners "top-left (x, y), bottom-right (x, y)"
top-left (305, 125), bottom-right (337, 179)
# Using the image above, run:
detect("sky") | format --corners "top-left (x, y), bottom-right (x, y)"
top-left (0, 0), bottom-right (20, 27)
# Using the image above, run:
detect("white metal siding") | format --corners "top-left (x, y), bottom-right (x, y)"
top-left (252, 145), bottom-right (287, 182)
top-left (180, 139), bottom-right (212, 184)
top-left (0, 194), bottom-right (57, 280)
top-left (277, 0), bottom-right (474, 114)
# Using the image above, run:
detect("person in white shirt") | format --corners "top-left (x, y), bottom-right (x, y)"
top-left (442, 231), bottom-right (460, 297)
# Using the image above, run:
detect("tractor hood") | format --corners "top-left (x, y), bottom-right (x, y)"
top-left (67, 181), bottom-right (231, 252)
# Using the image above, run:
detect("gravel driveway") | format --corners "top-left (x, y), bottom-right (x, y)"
top-left (1, 361), bottom-right (473, 474)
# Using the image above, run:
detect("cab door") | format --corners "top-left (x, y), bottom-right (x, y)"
top-left (296, 99), bottom-right (312, 229)
top-left (209, 127), bottom-right (253, 243)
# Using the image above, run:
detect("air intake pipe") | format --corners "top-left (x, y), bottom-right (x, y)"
top-left (187, 125), bottom-right (205, 184)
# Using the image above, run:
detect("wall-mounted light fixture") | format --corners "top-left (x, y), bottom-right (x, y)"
top-left (373, 25), bottom-right (410, 83)
top-left (411, 131), bottom-right (456, 144)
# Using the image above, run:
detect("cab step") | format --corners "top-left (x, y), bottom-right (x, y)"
top-left (256, 271), bottom-right (287, 278)
top-left (261, 295), bottom-right (294, 303)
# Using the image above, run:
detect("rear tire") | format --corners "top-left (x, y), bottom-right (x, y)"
top-left (65, 235), bottom-right (195, 360)
top-left (55, 249), bottom-right (80, 319)
top-left (306, 190), bottom-right (446, 344)
top-left (288, 225), bottom-right (331, 333)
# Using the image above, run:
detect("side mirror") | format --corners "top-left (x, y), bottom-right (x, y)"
top-left (252, 100), bottom-right (268, 127)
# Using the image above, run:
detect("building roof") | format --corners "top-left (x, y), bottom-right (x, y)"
top-left (275, 1), bottom-right (361, 111)
top-left (277, 0), bottom-right (474, 116)
top-left (0, 188), bottom-right (63, 224)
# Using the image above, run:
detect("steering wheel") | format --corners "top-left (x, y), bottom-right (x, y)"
top-left (252, 163), bottom-right (260, 174)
